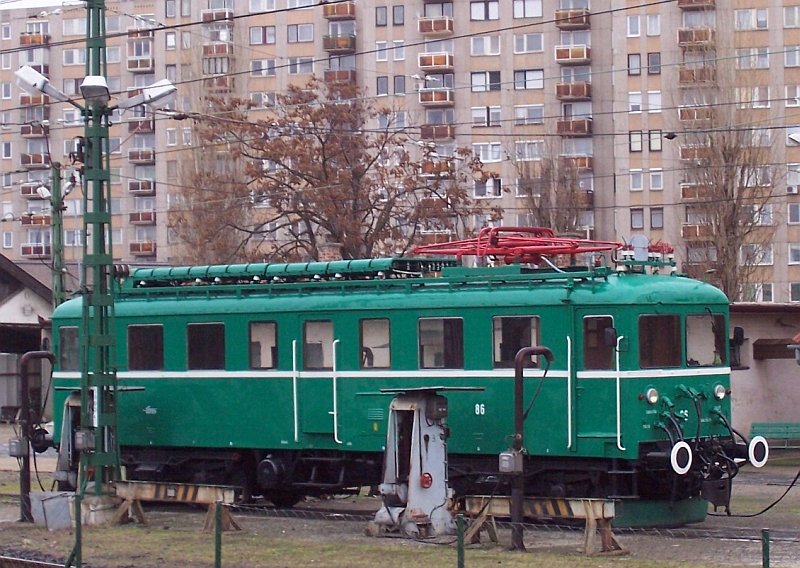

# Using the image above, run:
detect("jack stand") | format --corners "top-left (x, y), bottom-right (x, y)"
top-left (368, 386), bottom-right (481, 538)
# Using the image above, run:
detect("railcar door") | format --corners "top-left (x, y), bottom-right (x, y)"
top-left (296, 318), bottom-right (339, 438)
top-left (572, 311), bottom-right (619, 454)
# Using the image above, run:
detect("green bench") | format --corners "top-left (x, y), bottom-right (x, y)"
top-left (750, 422), bottom-right (800, 449)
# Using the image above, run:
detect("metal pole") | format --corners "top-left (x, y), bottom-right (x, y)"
top-left (762, 528), bottom-right (770, 568)
top-left (17, 351), bottom-right (55, 523)
top-left (215, 502), bottom-right (222, 568)
top-left (511, 346), bottom-right (554, 552)
top-left (456, 514), bottom-right (464, 568)
top-left (50, 162), bottom-right (66, 307)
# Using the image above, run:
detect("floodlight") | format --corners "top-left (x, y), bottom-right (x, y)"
top-left (118, 79), bottom-right (177, 110)
top-left (789, 132), bottom-right (800, 145)
top-left (35, 185), bottom-right (51, 200)
top-left (80, 75), bottom-right (111, 105)
top-left (14, 65), bottom-right (74, 105)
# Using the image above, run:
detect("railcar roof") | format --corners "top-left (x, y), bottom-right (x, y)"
top-left (53, 258), bottom-right (729, 320)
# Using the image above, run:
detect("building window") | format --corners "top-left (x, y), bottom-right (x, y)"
top-left (628, 92), bottom-right (642, 113)
top-left (790, 244), bottom-right (800, 265)
top-left (790, 203), bottom-right (800, 224)
top-left (376, 41), bottom-right (388, 61)
top-left (786, 46), bottom-right (800, 68)
top-left (393, 40), bottom-right (405, 60)
top-left (512, 0), bottom-right (542, 19)
top-left (648, 130), bottom-right (662, 151)
top-left (735, 8), bottom-right (768, 30)
top-left (786, 6), bottom-right (800, 28)
top-left (250, 0), bottom-right (276, 11)
top-left (646, 14), bottom-right (660, 36)
top-left (287, 57), bottom-right (313, 74)
top-left (627, 15), bottom-right (640, 37)
top-left (514, 69), bottom-right (544, 90)
top-left (376, 6), bottom-right (387, 26)
top-left (741, 244), bottom-right (773, 266)
top-left (514, 33), bottom-right (543, 53)
top-left (629, 131), bottom-right (643, 152)
top-left (394, 75), bottom-right (405, 94)
top-left (647, 91), bottom-right (661, 113)
top-left (393, 5), bottom-right (404, 25)
top-left (2, 232), bottom-right (11, 249)
top-left (250, 59), bottom-right (276, 76)
top-left (650, 169), bottom-right (663, 190)
top-left (647, 52), bottom-right (661, 74)
top-left (376, 76), bottom-right (389, 96)
top-left (631, 208), bottom-right (644, 230)
top-left (514, 104), bottom-right (543, 125)
top-left (287, 23), bottom-right (313, 43)
top-left (630, 169), bottom-right (643, 191)
top-left (650, 207), bottom-right (664, 229)
top-left (792, 283), bottom-right (800, 302)
top-left (473, 142), bottom-right (502, 162)
top-left (471, 71), bottom-right (501, 92)
top-left (165, 32), bottom-right (176, 49)
top-left (250, 26), bottom-right (276, 44)
top-left (471, 35), bottom-right (501, 56)
top-left (474, 178), bottom-right (502, 198)
top-left (514, 140), bottom-right (543, 161)
top-left (472, 106), bottom-right (500, 127)
top-left (471, 0), bottom-right (499, 21)
top-left (628, 53), bottom-right (641, 75)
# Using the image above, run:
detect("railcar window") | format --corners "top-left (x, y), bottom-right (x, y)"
top-left (493, 316), bottom-right (539, 368)
top-left (304, 320), bottom-right (334, 370)
top-left (250, 322), bottom-right (277, 369)
top-left (360, 319), bottom-right (390, 369)
top-left (419, 318), bottom-right (464, 369)
top-left (583, 316), bottom-right (615, 370)
top-left (639, 315), bottom-right (681, 368)
top-left (686, 313), bottom-right (726, 366)
top-left (59, 326), bottom-right (79, 371)
top-left (128, 325), bottom-right (164, 370)
top-left (187, 323), bottom-right (225, 370)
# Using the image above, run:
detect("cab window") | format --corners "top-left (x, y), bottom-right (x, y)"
top-left (304, 320), bottom-right (333, 370)
top-left (419, 318), bottom-right (463, 369)
top-left (687, 313), bottom-right (726, 366)
top-left (639, 314), bottom-right (681, 368)
top-left (493, 316), bottom-right (539, 368)
top-left (59, 326), bottom-right (79, 371)
top-left (187, 323), bottom-right (225, 370)
top-left (128, 325), bottom-right (164, 370)
top-left (360, 319), bottom-right (390, 369)
top-left (250, 322), bottom-right (277, 369)
top-left (583, 316), bottom-right (614, 370)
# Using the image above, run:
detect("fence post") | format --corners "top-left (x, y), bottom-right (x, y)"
top-left (456, 514), bottom-right (464, 568)
top-left (214, 502), bottom-right (222, 568)
top-left (762, 528), bottom-right (770, 568)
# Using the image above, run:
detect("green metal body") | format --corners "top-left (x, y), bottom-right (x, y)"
top-left (51, 259), bottom-right (734, 527)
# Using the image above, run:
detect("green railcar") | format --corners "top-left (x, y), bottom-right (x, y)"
top-left (50, 254), bottom-right (766, 526)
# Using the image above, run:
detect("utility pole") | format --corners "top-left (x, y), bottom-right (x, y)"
top-left (49, 162), bottom-right (66, 307)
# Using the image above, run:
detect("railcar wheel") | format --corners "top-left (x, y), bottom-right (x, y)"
top-left (266, 491), bottom-right (303, 508)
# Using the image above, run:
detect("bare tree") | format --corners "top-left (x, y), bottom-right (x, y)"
top-left (673, 32), bottom-right (778, 301)
top-left (191, 79), bottom-right (491, 261)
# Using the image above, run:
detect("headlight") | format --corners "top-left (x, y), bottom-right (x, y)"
top-left (645, 388), bottom-right (659, 405)
top-left (713, 384), bottom-right (726, 400)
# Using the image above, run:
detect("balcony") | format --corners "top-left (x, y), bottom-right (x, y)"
top-left (202, 42), bottom-right (234, 56)
top-left (129, 211), bottom-right (156, 225)
top-left (203, 75), bottom-right (235, 92)
top-left (678, 27), bottom-right (716, 50)
top-left (128, 117), bottom-right (155, 133)
top-left (420, 159), bottom-right (454, 178)
top-left (19, 32), bottom-right (50, 46)
top-left (418, 16), bottom-right (454, 37)
top-left (681, 224), bottom-right (713, 239)
top-left (20, 153), bottom-right (50, 169)
top-left (555, 45), bottom-right (591, 65)
top-left (324, 68), bottom-right (357, 84)
top-left (678, 0), bottom-right (715, 8)
top-left (679, 145), bottom-right (714, 162)
top-left (21, 244), bottom-right (51, 258)
top-left (322, 34), bottom-right (357, 54)
top-left (20, 213), bottom-right (51, 226)
top-left (678, 66), bottom-right (716, 86)
top-left (201, 8), bottom-right (233, 22)
top-left (679, 106), bottom-right (714, 123)
top-left (20, 94), bottom-right (49, 106)
top-left (130, 241), bottom-right (157, 256)
top-left (554, 9), bottom-right (590, 30)
top-left (128, 179), bottom-right (155, 195)
top-left (323, 1), bottom-right (356, 19)
top-left (418, 88), bottom-right (455, 107)
top-left (576, 190), bottom-right (594, 208)
top-left (20, 123), bottom-right (48, 138)
top-left (559, 155), bottom-right (593, 171)
top-left (555, 82), bottom-right (591, 100)
top-left (556, 118), bottom-right (592, 137)
top-left (418, 52), bottom-right (454, 72)
top-left (680, 183), bottom-right (714, 201)
top-left (128, 149), bottom-right (156, 164)
top-left (127, 57), bottom-right (154, 72)
top-left (20, 182), bottom-right (45, 199)
top-left (420, 124), bottom-right (456, 140)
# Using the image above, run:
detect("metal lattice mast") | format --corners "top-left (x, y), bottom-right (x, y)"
top-left (79, 0), bottom-right (119, 492)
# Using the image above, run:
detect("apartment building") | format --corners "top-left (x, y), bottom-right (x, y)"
top-left (1, 0), bottom-right (799, 301)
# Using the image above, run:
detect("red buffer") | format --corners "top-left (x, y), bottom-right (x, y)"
top-left (413, 227), bottom-right (622, 265)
